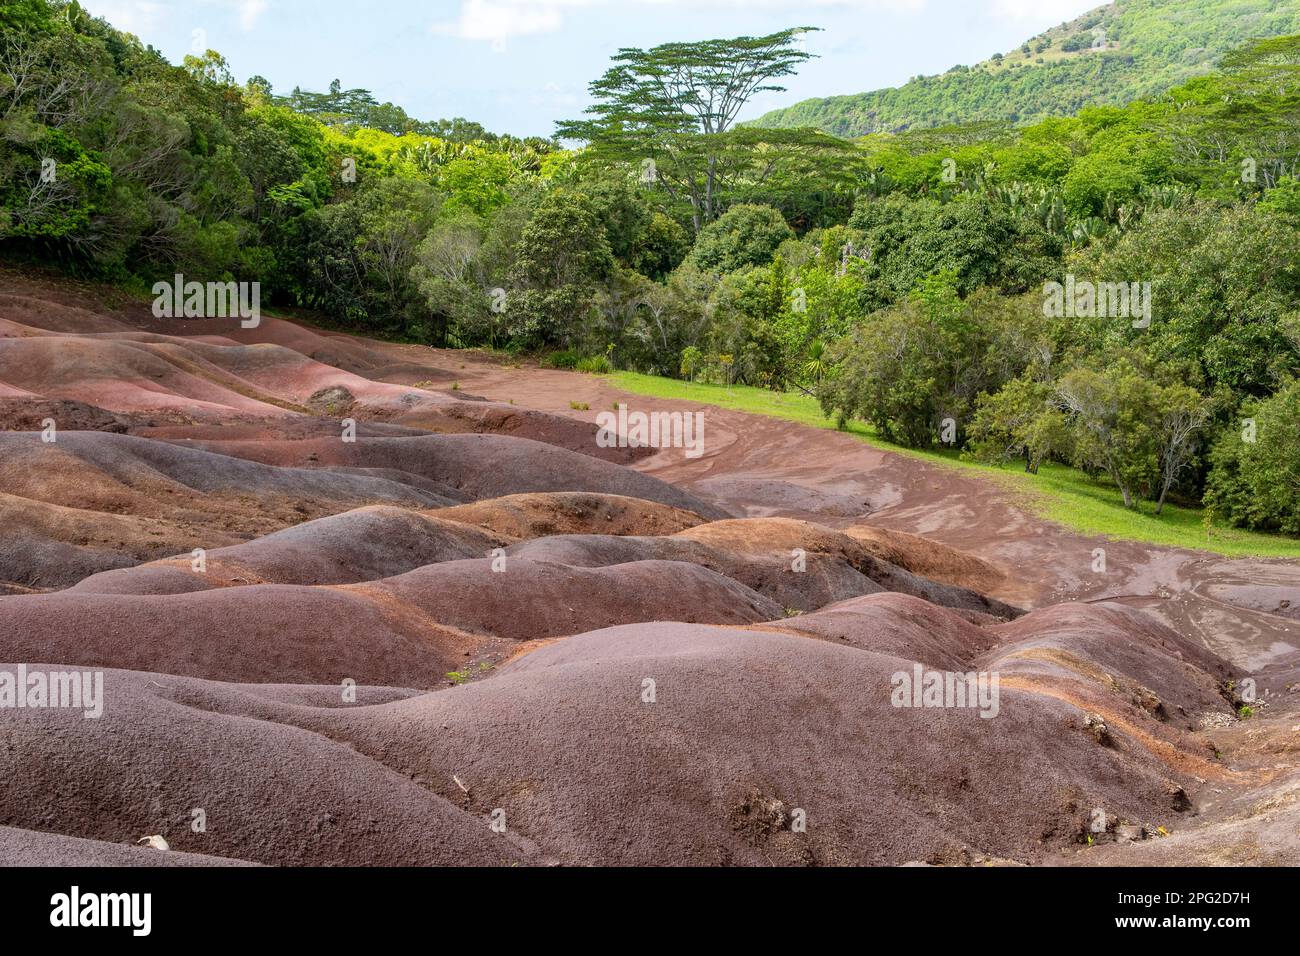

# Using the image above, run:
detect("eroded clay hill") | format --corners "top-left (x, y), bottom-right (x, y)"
top-left (1, 267), bottom-right (1297, 866)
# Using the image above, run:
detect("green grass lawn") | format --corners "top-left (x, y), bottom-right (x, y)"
top-left (608, 370), bottom-right (1300, 559)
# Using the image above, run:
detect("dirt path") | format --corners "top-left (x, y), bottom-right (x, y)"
top-left (431, 345), bottom-right (1300, 690)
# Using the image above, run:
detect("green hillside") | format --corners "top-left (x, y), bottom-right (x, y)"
top-left (750, 0), bottom-right (1300, 136)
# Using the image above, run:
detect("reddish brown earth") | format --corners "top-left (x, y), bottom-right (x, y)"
top-left (1, 265), bottom-right (1297, 866)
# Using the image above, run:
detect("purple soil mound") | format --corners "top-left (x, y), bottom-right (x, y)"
top-left (274, 622), bottom-right (1215, 865)
top-left (0, 826), bottom-right (261, 867)
top-left (69, 508), bottom-right (506, 594)
top-left (983, 602), bottom-right (1237, 731)
top-left (0, 526), bottom-right (138, 593)
top-left (508, 533), bottom-right (881, 611)
top-left (0, 559), bottom-right (781, 684)
top-left (0, 431), bottom-right (462, 589)
top-left (676, 517), bottom-right (1022, 619)
top-left (0, 430), bottom-right (450, 514)
top-left (175, 433), bottom-right (727, 518)
top-left (0, 666), bottom-right (525, 866)
top-left (0, 586), bottom-right (479, 686)
top-left (375, 557), bottom-right (783, 641)
top-left (1, 271), bottom-right (1278, 868)
top-left (760, 592), bottom-right (999, 668)
top-left (395, 400), bottom-right (653, 465)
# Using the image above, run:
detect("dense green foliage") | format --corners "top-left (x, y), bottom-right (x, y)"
top-left (806, 33), bottom-right (1300, 532)
top-left (687, 204), bottom-right (794, 273)
top-left (0, 0), bottom-right (556, 343)
top-left (751, 0), bottom-right (1300, 137)
top-left (1206, 380), bottom-right (1300, 533)
top-left (3, 1), bottom-right (1299, 538)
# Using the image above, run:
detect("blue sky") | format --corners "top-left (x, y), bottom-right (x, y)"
top-left (79, 0), bottom-right (1102, 137)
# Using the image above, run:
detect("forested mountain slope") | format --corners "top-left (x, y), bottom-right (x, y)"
top-left (750, 0), bottom-right (1300, 136)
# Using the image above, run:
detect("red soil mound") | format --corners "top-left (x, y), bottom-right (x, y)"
top-left (2, 301), bottom-right (646, 461)
top-left (0, 320), bottom-right (467, 422)
top-left (844, 523), bottom-right (1007, 594)
top-left (0, 431), bottom-right (456, 589)
top-left (0, 335), bottom-right (295, 419)
top-left (0, 398), bottom-right (129, 433)
top-left (0, 429), bottom-right (715, 594)
top-left (0, 292), bottom-right (134, 334)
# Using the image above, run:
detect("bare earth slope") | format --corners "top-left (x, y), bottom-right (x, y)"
top-left (1, 267), bottom-right (1296, 866)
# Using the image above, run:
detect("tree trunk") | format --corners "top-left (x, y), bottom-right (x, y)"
top-left (1155, 479), bottom-right (1170, 515)
top-left (704, 155), bottom-right (717, 223)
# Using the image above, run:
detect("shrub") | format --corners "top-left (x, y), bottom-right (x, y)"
top-left (543, 349), bottom-right (581, 368)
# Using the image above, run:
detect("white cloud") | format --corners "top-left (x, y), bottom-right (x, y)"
top-left (81, 0), bottom-right (268, 37)
top-left (78, 0), bottom-right (169, 36)
top-left (431, 0), bottom-right (575, 43)
top-left (237, 0), bottom-right (269, 31)
top-left (432, 0), bottom-right (927, 44)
